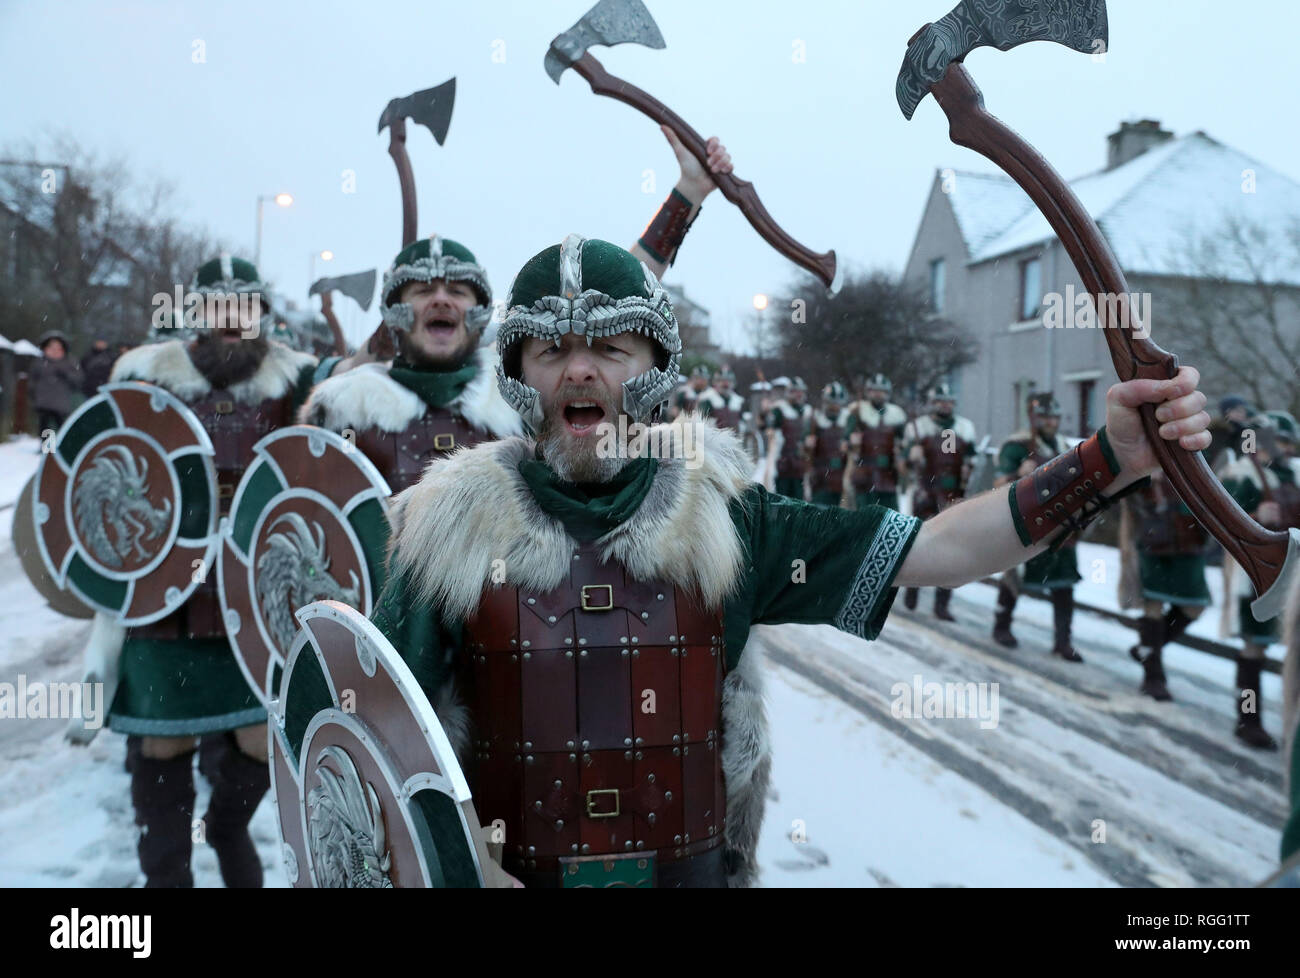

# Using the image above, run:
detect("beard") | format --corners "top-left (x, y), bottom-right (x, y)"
top-left (535, 382), bottom-right (632, 484)
top-left (188, 330), bottom-right (269, 390)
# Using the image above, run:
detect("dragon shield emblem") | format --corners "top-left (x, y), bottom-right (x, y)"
top-left (254, 513), bottom-right (361, 655)
top-left (72, 443), bottom-right (174, 569)
top-left (306, 745), bottom-right (394, 888)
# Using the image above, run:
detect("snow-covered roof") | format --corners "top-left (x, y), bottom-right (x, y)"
top-left (944, 132), bottom-right (1300, 287)
top-left (0, 335), bottom-right (12, 351)
top-left (11, 339), bottom-right (42, 356)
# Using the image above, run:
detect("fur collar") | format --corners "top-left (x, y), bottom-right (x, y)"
top-left (111, 338), bottom-right (314, 403)
top-left (387, 417), bottom-right (753, 622)
top-left (855, 400), bottom-right (907, 427)
top-left (299, 346), bottom-right (521, 438)
top-left (771, 399), bottom-right (807, 420)
top-left (909, 413), bottom-right (976, 442)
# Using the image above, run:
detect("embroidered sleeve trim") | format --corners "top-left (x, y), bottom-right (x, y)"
top-left (834, 508), bottom-right (922, 639)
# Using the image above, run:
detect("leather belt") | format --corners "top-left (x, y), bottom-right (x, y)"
top-left (509, 845), bottom-right (725, 889)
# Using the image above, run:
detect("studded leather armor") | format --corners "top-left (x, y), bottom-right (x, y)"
top-left (809, 417), bottom-right (848, 497)
top-left (354, 406), bottom-right (490, 493)
top-left (461, 543), bottom-right (726, 877)
top-left (913, 426), bottom-right (972, 518)
top-left (135, 388), bottom-right (297, 640)
top-left (776, 409), bottom-right (809, 479)
top-left (710, 397), bottom-right (743, 434)
top-left (852, 423), bottom-right (900, 494)
top-left (1132, 476), bottom-right (1208, 556)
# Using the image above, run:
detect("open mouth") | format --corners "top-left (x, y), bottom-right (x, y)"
top-left (563, 399), bottom-right (607, 434)
top-left (420, 316), bottom-right (459, 338)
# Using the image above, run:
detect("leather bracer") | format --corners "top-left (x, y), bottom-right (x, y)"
top-left (637, 189), bottom-right (698, 267)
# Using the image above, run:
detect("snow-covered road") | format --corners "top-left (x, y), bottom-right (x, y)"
top-left (0, 438), bottom-right (1288, 886)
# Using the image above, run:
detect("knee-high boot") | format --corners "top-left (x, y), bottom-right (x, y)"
top-left (933, 587), bottom-right (955, 622)
top-left (1234, 657), bottom-right (1278, 750)
top-left (992, 583), bottom-right (1018, 648)
top-left (1130, 616), bottom-right (1172, 701)
top-left (1049, 588), bottom-right (1083, 662)
top-left (202, 734), bottom-right (270, 888)
top-left (128, 737), bottom-right (195, 888)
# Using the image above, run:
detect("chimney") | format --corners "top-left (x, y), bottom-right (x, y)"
top-left (1106, 119), bottom-right (1174, 170)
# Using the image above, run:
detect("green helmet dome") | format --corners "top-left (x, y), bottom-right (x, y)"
top-left (380, 235), bottom-right (493, 336)
top-left (496, 234), bottom-right (682, 434)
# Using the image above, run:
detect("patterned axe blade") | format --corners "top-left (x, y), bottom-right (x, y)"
top-left (309, 270), bottom-right (377, 312)
top-left (896, 0), bottom-right (1108, 119)
top-left (545, 0), bottom-right (666, 84)
top-left (377, 77), bottom-right (457, 143)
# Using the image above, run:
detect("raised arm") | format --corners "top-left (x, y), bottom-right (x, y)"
top-left (630, 126), bottom-right (732, 280)
top-left (896, 369), bottom-right (1210, 588)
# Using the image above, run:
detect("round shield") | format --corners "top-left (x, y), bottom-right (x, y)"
top-left (32, 382), bottom-right (218, 625)
top-left (219, 425), bottom-right (391, 704)
top-left (11, 474), bottom-right (94, 618)
top-left (269, 601), bottom-right (490, 888)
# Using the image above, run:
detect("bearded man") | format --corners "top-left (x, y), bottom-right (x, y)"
top-left (91, 256), bottom-right (316, 887)
top-left (371, 235), bottom-right (1211, 888)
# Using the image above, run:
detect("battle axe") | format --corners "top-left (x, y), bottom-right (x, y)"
top-left (310, 270), bottom-right (376, 312)
top-left (378, 79), bottom-right (456, 247)
top-left (896, 0), bottom-right (1299, 620)
top-left (546, 0), bottom-right (840, 293)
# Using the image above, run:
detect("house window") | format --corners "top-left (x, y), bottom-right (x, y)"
top-left (1019, 257), bottom-right (1042, 321)
top-left (929, 258), bottom-right (945, 313)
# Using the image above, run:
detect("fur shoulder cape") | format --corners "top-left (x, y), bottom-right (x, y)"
top-left (110, 339), bottom-right (314, 404)
top-left (387, 416), bottom-right (753, 623)
top-left (908, 413), bottom-right (977, 443)
top-left (298, 345), bottom-right (521, 439)
top-left (856, 401), bottom-right (907, 428)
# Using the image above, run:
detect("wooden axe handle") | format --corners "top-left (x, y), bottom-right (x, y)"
top-left (573, 52), bottom-right (837, 290)
top-left (386, 117), bottom-right (418, 247)
top-left (928, 62), bottom-right (1289, 601)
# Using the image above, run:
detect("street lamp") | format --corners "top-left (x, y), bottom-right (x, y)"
top-left (254, 192), bottom-right (294, 269)
top-left (309, 249), bottom-right (333, 283)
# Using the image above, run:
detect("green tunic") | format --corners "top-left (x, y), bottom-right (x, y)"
top-left (1222, 460), bottom-right (1293, 641)
top-left (998, 433), bottom-right (1080, 592)
top-left (371, 474), bottom-right (922, 703)
top-left (107, 358), bottom-right (319, 736)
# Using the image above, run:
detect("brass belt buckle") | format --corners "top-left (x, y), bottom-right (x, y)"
top-left (433, 433), bottom-right (456, 451)
top-left (586, 788), bottom-right (620, 819)
top-left (215, 400), bottom-right (234, 414)
top-left (218, 482), bottom-right (235, 499)
top-left (580, 584), bottom-right (613, 612)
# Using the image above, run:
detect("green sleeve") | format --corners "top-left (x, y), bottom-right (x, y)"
top-left (313, 355), bottom-right (343, 387)
top-left (843, 412), bottom-right (858, 434)
top-left (370, 572), bottom-right (460, 703)
top-left (290, 361), bottom-right (317, 415)
top-left (997, 441), bottom-right (1028, 476)
top-left (1222, 476), bottom-right (1262, 515)
top-left (722, 485), bottom-right (921, 665)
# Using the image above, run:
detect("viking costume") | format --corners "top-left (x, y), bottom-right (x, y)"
top-left (96, 256), bottom-right (317, 887)
top-left (1118, 470), bottom-right (1210, 700)
top-left (990, 394), bottom-right (1085, 661)
top-left (901, 385), bottom-right (976, 621)
top-left (300, 237), bottom-right (521, 493)
top-left (766, 378), bottom-right (812, 500)
top-left (368, 237), bottom-right (922, 887)
top-left (1219, 414), bottom-right (1299, 749)
top-left (807, 382), bottom-right (850, 507)
top-left (844, 374), bottom-right (907, 511)
top-left (672, 366), bottom-right (711, 418)
top-left (695, 368), bottom-right (746, 435)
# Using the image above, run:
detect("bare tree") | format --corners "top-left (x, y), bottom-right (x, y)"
top-left (1159, 214), bottom-right (1300, 416)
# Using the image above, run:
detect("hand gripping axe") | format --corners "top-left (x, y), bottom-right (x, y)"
top-left (378, 78), bottom-right (456, 247)
top-left (546, 0), bottom-right (841, 293)
top-left (896, 0), bottom-right (1299, 620)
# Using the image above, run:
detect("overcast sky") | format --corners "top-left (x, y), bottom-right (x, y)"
top-left (2, 0), bottom-right (1298, 352)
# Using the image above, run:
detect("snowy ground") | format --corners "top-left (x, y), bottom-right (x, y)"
top-left (0, 443), bottom-right (1289, 887)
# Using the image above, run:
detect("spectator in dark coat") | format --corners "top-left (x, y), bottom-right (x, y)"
top-left (30, 331), bottom-right (82, 435)
top-left (80, 338), bottom-right (117, 396)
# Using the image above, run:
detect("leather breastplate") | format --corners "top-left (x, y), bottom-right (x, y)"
top-left (355, 406), bottom-right (490, 493)
top-left (461, 543), bottom-right (726, 876)
top-left (134, 388), bottom-right (296, 640)
top-left (852, 423), bottom-right (898, 493)
top-left (777, 412), bottom-right (807, 478)
top-left (711, 405), bottom-right (742, 432)
top-left (1274, 480), bottom-right (1300, 528)
top-left (1134, 481), bottom-right (1207, 556)
top-left (809, 421), bottom-right (846, 495)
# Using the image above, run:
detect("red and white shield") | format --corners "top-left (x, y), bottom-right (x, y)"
top-left (32, 383), bottom-right (218, 624)
top-left (219, 425), bottom-right (392, 705)
top-left (270, 601), bottom-right (491, 888)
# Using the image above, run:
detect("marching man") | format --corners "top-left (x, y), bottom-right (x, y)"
top-left (901, 383), bottom-right (977, 621)
top-left (697, 366), bottom-right (747, 436)
top-left (371, 234), bottom-right (1210, 887)
top-left (765, 377), bottom-right (812, 500)
top-left (805, 381), bottom-right (851, 507)
top-left (991, 392), bottom-right (1084, 661)
top-left (843, 373), bottom-right (908, 511)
